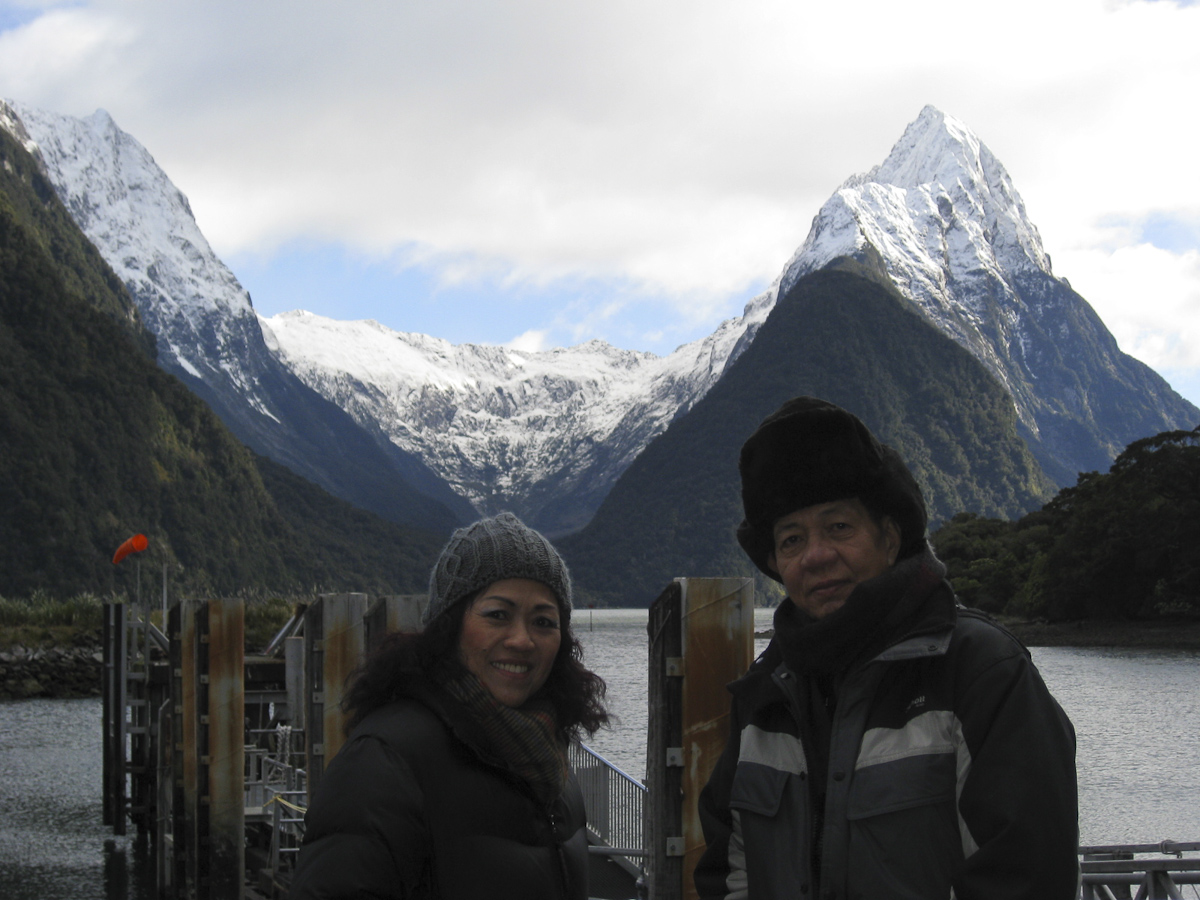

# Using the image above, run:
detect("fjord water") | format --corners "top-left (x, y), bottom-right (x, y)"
top-left (2, 608), bottom-right (1199, 898)
top-left (575, 608), bottom-right (1200, 846)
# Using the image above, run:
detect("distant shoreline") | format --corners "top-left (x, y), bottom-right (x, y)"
top-left (1000, 618), bottom-right (1200, 650)
top-left (754, 617), bottom-right (1200, 650)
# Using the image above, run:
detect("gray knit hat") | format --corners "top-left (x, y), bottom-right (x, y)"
top-left (423, 512), bottom-right (573, 626)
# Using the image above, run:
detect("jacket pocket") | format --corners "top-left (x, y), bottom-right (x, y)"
top-left (729, 761), bottom-right (789, 817)
top-left (728, 761), bottom-right (810, 896)
top-left (846, 751), bottom-right (957, 819)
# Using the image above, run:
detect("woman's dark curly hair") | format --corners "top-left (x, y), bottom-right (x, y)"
top-left (342, 592), bottom-right (608, 742)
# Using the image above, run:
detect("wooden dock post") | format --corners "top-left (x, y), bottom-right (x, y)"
top-left (102, 601), bottom-right (128, 833)
top-left (645, 578), bottom-right (755, 900)
top-left (168, 600), bottom-right (199, 896)
top-left (165, 599), bottom-right (245, 899)
top-left (304, 593), bottom-right (367, 799)
top-left (678, 577), bottom-right (754, 900)
top-left (202, 598), bottom-right (245, 899)
top-left (284, 635), bottom-right (305, 732)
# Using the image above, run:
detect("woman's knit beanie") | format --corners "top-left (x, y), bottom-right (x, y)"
top-left (423, 512), bottom-right (573, 626)
top-left (736, 397), bottom-right (928, 580)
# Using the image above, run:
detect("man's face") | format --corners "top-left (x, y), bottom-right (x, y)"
top-left (768, 498), bottom-right (900, 619)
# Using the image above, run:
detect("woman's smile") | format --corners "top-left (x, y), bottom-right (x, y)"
top-left (458, 578), bottom-right (562, 708)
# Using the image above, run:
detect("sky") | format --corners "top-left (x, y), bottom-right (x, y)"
top-left (1, 0), bottom-right (1199, 410)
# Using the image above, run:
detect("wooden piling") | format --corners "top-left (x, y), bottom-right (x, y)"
top-left (102, 601), bottom-right (127, 832)
top-left (169, 599), bottom-right (199, 895)
top-left (304, 593), bottom-right (367, 799)
top-left (284, 635), bottom-right (305, 733)
top-left (678, 578), bottom-right (754, 900)
top-left (164, 598), bottom-right (245, 900)
top-left (364, 594), bottom-right (425, 653)
top-left (644, 578), bottom-right (755, 900)
top-left (202, 598), bottom-right (245, 899)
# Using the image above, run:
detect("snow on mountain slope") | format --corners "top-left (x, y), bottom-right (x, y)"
top-left (781, 105), bottom-right (1051, 405)
top-left (259, 288), bottom-right (773, 532)
top-left (2, 96), bottom-right (774, 533)
top-left (2, 99), bottom-right (472, 531)
top-left (776, 105), bottom-right (1196, 475)
top-left (5, 100), bottom-right (272, 407)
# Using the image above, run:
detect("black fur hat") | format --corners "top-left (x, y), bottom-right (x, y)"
top-left (736, 397), bottom-right (927, 580)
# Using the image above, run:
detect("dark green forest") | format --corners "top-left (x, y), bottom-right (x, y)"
top-left (561, 264), bottom-right (1057, 606)
top-left (932, 427), bottom-right (1200, 621)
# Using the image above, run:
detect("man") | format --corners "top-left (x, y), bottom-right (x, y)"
top-left (695, 397), bottom-right (1078, 900)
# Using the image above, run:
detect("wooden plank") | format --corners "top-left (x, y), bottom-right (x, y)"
top-left (319, 593), bottom-right (367, 766)
top-left (205, 598), bottom-right (245, 899)
top-left (679, 577), bottom-right (754, 900)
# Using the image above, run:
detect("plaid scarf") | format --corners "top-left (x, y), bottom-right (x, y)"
top-left (442, 672), bottom-right (568, 808)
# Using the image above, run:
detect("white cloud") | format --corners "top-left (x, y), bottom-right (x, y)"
top-left (1058, 243), bottom-right (1200, 369)
top-left (0, 0), bottom-right (1198, 403)
top-left (506, 329), bottom-right (550, 353)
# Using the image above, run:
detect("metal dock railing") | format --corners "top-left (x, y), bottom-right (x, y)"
top-left (570, 741), bottom-right (648, 864)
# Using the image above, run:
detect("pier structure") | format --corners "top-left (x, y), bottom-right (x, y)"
top-left (101, 585), bottom-right (1200, 900)
top-left (101, 589), bottom-right (647, 899)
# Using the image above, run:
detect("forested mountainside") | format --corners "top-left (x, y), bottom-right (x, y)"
top-left (0, 125), bottom-right (443, 599)
top-left (561, 264), bottom-right (1056, 605)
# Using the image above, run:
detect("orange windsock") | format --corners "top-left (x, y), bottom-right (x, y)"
top-left (112, 533), bottom-right (149, 565)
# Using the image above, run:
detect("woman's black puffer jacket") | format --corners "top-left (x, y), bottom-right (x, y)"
top-left (289, 686), bottom-right (588, 900)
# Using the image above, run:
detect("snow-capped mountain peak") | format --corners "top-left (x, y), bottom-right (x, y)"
top-left (778, 105), bottom-right (1067, 426)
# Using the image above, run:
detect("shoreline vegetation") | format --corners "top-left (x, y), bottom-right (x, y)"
top-left (998, 617), bottom-right (1200, 650)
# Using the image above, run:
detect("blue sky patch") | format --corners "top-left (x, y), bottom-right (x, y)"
top-left (1101, 211), bottom-right (1200, 254)
top-left (227, 240), bottom-right (762, 356)
top-left (1138, 213), bottom-right (1200, 254)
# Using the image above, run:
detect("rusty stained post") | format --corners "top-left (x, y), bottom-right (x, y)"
top-left (304, 594), bottom-right (367, 799)
top-left (678, 577), bottom-right (755, 900)
top-left (202, 598), bottom-right (245, 900)
top-left (645, 582), bottom-right (684, 900)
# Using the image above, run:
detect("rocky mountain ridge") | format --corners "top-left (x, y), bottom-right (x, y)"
top-left (4, 98), bottom-right (470, 534)
top-left (5, 98), bottom-right (1195, 542)
top-left (778, 105), bottom-right (1196, 481)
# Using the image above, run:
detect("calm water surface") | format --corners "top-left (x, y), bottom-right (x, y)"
top-left (2, 608), bottom-right (1198, 896)
top-left (574, 608), bottom-right (1200, 846)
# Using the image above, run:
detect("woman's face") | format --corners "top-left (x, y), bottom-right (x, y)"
top-left (458, 578), bottom-right (563, 708)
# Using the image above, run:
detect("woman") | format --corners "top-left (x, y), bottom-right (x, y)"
top-left (290, 512), bottom-right (608, 900)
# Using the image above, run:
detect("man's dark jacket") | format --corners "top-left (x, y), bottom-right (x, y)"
top-left (290, 685), bottom-right (588, 900)
top-left (694, 550), bottom-right (1079, 899)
